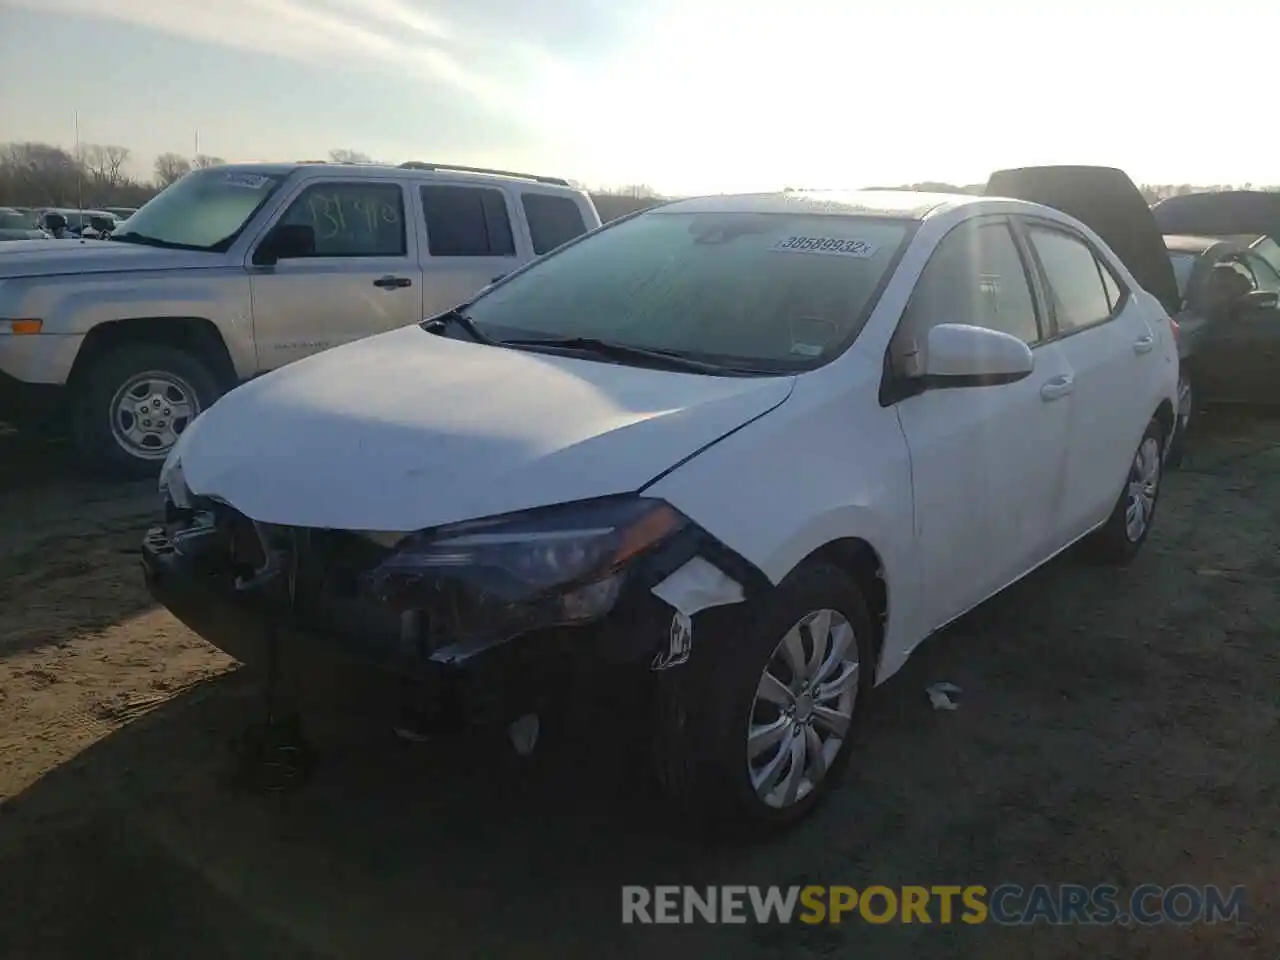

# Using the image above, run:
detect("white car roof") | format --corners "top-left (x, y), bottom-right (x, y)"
top-left (657, 189), bottom-right (990, 220)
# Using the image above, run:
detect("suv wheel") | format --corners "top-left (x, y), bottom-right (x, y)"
top-left (652, 562), bottom-right (874, 828)
top-left (72, 344), bottom-right (222, 478)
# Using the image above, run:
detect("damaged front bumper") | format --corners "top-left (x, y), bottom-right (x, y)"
top-left (140, 498), bottom-right (768, 730)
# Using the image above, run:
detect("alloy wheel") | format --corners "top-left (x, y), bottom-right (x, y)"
top-left (1125, 436), bottom-right (1161, 542)
top-left (747, 608), bottom-right (859, 809)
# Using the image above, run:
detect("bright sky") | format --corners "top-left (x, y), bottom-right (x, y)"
top-left (2, 0), bottom-right (1278, 196)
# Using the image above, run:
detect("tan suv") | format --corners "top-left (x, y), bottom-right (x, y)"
top-left (0, 160), bottom-right (600, 476)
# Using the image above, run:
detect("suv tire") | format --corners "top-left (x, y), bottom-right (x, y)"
top-left (72, 344), bottom-right (222, 479)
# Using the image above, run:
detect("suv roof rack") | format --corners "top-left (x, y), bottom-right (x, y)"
top-left (397, 161), bottom-right (570, 187)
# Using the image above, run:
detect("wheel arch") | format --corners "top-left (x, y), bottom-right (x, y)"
top-left (787, 536), bottom-right (889, 683)
top-left (1154, 396), bottom-right (1176, 449)
top-left (67, 316), bottom-right (237, 392)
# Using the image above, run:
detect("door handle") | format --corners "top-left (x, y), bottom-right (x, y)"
top-left (1040, 375), bottom-right (1075, 402)
top-left (1133, 334), bottom-right (1155, 354)
top-left (373, 275), bottom-right (412, 289)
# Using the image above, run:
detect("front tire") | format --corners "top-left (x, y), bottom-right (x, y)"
top-left (652, 562), bottom-right (875, 829)
top-left (71, 344), bottom-right (222, 479)
top-left (1085, 418), bottom-right (1164, 564)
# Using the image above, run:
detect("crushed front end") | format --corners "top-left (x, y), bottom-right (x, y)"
top-left (141, 489), bottom-right (769, 735)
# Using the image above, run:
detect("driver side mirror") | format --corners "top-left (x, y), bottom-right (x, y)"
top-left (921, 323), bottom-right (1035, 387)
top-left (253, 223), bottom-right (315, 266)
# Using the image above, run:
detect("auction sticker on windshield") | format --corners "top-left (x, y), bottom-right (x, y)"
top-left (771, 236), bottom-right (878, 258)
top-left (223, 173), bottom-right (272, 189)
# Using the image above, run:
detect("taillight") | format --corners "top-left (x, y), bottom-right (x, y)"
top-left (1169, 317), bottom-right (1180, 344)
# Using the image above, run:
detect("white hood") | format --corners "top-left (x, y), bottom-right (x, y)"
top-left (178, 325), bottom-right (794, 531)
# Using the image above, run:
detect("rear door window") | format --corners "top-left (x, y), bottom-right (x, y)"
top-left (420, 185), bottom-right (516, 257)
top-left (521, 193), bottom-right (588, 254)
top-left (1026, 226), bottom-right (1116, 334)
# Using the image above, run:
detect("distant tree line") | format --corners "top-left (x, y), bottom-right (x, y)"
top-left (9, 139), bottom-right (1265, 214)
top-left (0, 142), bottom-right (668, 221)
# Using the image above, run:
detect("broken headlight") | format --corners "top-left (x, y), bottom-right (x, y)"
top-left (158, 456), bottom-right (192, 510)
top-left (364, 496), bottom-right (687, 623)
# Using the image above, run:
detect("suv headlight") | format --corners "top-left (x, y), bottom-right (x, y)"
top-left (364, 496), bottom-right (687, 619)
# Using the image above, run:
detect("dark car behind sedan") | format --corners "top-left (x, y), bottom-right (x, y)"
top-left (1162, 233), bottom-right (1280, 463)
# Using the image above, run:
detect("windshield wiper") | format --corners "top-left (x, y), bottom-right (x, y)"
top-left (110, 231), bottom-right (205, 251)
top-left (422, 308), bottom-right (495, 344)
top-left (499, 336), bottom-right (738, 374)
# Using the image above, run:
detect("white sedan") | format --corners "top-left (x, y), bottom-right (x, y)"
top-left (145, 174), bottom-right (1179, 828)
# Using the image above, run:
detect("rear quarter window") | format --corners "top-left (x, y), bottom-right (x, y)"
top-left (521, 193), bottom-right (588, 255)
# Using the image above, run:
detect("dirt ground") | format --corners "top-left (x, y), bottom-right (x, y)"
top-left (0, 413), bottom-right (1277, 959)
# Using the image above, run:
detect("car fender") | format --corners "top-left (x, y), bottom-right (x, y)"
top-left (644, 361), bottom-right (920, 685)
top-left (2, 269), bottom-right (257, 380)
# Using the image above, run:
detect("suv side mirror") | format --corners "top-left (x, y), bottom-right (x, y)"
top-left (44, 213), bottom-right (67, 233)
top-left (254, 223), bottom-right (315, 265)
top-left (921, 323), bottom-right (1035, 387)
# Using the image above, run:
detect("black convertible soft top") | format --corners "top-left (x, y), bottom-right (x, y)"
top-left (1151, 191), bottom-right (1280, 243)
top-left (984, 166), bottom-right (1182, 316)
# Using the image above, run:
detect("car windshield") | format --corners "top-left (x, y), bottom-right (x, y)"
top-left (113, 168), bottom-right (286, 251)
top-left (463, 210), bottom-right (913, 372)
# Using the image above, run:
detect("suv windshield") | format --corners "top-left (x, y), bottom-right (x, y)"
top-left (464, 210), bottom-right (913, 372)
top-left (114, 168), bottom-right (286, 251)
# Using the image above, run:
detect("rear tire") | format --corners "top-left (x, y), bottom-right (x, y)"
top-left (652, 562), bottom-right (875, 831)
top-left (71, 344), bottom-right (222, 479)
top-left (1085, 418), bottom-right (1164, 564)
top-left (1166, 372), bottom-right (1193, 469)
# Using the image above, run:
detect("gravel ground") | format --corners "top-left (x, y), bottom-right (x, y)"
top-left (0, 411), bottom-right (1276, 959)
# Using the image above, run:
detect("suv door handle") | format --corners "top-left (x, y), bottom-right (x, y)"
top-left (1040, 375), bottom-right (1075, 402)
top-left (373, 275), bottom-right (412, 289)
top-left (1133, 334), bottom-right (1155, 354)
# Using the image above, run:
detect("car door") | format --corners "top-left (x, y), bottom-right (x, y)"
top-left (249, 178), bottom-right (421, 371)
top-left (1193, 256), bottom-right (1280, 403)
top-left (891, 216), bottom-right (1074, 631)
top-left (1018, 219), bottom-right (1157, 540)
top-left (417, 182), bottom-right (523, 320)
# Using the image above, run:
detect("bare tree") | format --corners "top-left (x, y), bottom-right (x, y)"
top-left (154, 152), bottom-right (191, 187)
top-left (328, 148), bottom-right (373, 164)
top-left (0, 142), bottom-right (82, 205)
top-left (192, 154), bottom-right (226, 169)
top-left (103, 145), bottom-right (130, 183)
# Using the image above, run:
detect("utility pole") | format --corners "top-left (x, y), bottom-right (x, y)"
top-left (74, 110), bottom-right (83, 211)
